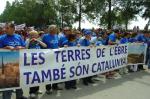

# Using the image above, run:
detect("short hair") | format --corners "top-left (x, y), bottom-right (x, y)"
top-left (48, 25), bottom-right (57, 32)
top-left (74, 30), bottom-right (81, 34)
top-left (67, 34), bottom-right (76, 41)
top-left (29, 30), bottom-right (39, 35)
top-left (63, 27), bottom-right (70, 31)
top-left (7, 23), bottom-right (15, 29)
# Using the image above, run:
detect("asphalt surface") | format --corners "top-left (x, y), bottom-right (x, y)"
top-left (0, 68), bottom-right (150, 99)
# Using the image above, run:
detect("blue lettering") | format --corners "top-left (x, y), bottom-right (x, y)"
top-left (53, 69), bottom-right (60, 80)
top-left (24, 72), bottom-right (32, 84)
top-left (54, 51), bottom-right (61, 63)
top-left (31, 71), bottom-right (41, 84)
top-left (41, 70), bottom-right (51, 82)
top-left (31, 53), bottom-right (38, 65)
top-left (24, 53), bottom-right (30, 66)
top-left (62, 50), bottom-right (67, 62)
top-left (70, 66), bottom-right (75, 78)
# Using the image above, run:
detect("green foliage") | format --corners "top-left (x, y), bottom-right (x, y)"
top-left (0, 0), bottom-right (149, 29)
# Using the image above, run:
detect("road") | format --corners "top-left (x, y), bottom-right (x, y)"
top-left (0, 68), bottom-right (150, 99)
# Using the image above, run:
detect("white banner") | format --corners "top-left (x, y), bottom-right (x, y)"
top-left (0, 43), bottom-right (147, 91)
top-left (20, 44), bottom-right (128, 88)
top-left (15, 24), bottom-right (26, 31)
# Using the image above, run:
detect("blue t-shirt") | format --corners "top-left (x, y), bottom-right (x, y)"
top-left (58, 33), bottom-right (68, 47)
top-left (92, 32), bottom-right (97, 37)
top-left (28, 41), bottom-right (42, 49)
top-left (109, 33), bottom-right (117, 42)
top-left (79, 38), bottom-right (91, 46)
top-left (96, 40), bottom-right (103, 46)
top-left (128, 37), bottom-right (137, 43)
top-left (145, 37), bottom-right (150, 47)
top-left (120, 38), bottom-right (128, 44)
top-left (102, 38), bottom-right (109, 45)
top-left (42, 34), bottom-right (59, 49)
top-left (0, 34), bottom-right (25, 48)
top-left (67, 41), bottom-right (77, 47)
top-left (76, 38), bottom-right (80, 44)
top-left (91, 37), bottom-right (97, 45)
top-left (135, 34), bottom-right (146, 42)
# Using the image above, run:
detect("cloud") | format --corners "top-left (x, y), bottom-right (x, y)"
top-left (0, 0), bottom-right (15, 14)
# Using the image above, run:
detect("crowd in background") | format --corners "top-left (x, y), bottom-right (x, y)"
top-left (0, 23), bottom-right (150, 99)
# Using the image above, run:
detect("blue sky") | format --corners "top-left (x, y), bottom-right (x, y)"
top-left (128, 45), bottom-right (146, 54)
top-left (0, 0), bottom-right (148, 30)
top-left (0, 51), bottom-right (19, 65)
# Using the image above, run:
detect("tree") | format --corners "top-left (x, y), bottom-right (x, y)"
top-left (141, 0), bottom-right (150, 31)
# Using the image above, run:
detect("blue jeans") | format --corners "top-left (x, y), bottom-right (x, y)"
top-left (2, 89), bottom-right (23, 99)
top-left (146, 47), bottom-right (150, 68)
top-left (2, 90), bottom-right (12, 99)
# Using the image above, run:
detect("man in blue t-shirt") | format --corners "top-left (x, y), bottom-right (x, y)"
top-left (42, 25), bottom-right (62, 94)
top-left (128, 33), bottom-right (137, 43)
top-left (135, 32), bottom-right (146, 70)
top-left (108, 30), bottom-right (118, 45)
top-left (58, 27), bottom-right (72, 47)
top-left (135, 32), bottom-right (146, 43)
top-left (120, 33), bottom-right (128, 44)
top-left (145, 34), bottom-right (150, 69)
top-left (79, 30), bottom-right (95, 86)
top-left (0, 23), bottom-right (27, 99)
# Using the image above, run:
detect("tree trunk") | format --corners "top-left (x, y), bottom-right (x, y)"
top-left (108, 0), bottom-right (112, 29)
top-left (125, 18), bottom-right (128, 30)
top-left (144, 19), bottom-right (150, 32)
top-left (61, 13), bottom-right (64, 29)
top-left (78, 0), bottom-right (82, 31)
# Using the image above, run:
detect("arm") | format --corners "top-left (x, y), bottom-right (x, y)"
top-left (37, 40), bottom-right (47, 48)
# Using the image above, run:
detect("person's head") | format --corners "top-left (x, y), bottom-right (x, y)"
top-left (113, 29), bottom-right (120, 38)
top-left (121, 32), bottom-right (128, 38)
top-left (39, 31), bottom-right (45, 37)
top-left (29, 30), bottom-right (39, 39)
top-left (94, 28), bottom-right (100, 35)
top-left (84, 30), bottom-right (91, 40)
top-left (0, 27), bottom-right (4, 35)
top-left (67, 34), bottom-right (76, 42)
top-left (43, 26), bottom-right (48, 33)
top-left (130, 32), bottom-right (137, 38)
top-left (48, 25), bottom-right (58, 35)
top-left (74, 30), bottom-right (82, 38)
top-left (63, 27), bottom-right (72, 36)
top-left (0, 27), bottom-right (2, 31)
top-left (5, 23), bottom-right (15, 35)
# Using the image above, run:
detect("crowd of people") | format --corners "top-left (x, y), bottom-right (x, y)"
top-left (0, 23), bottom-right (150, 99)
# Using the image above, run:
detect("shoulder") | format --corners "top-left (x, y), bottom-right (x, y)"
top-left (14, 34), bottom-right (22, 38)
top-left (43, 34), bottom-right (49, 37)
top-left (42, 34), bottom-right (49, 39)
top-left (0, 34), bottom-right (7, 40)
top-left (109, 33), bottom-right (113, 37)
top-left (79, 37), bottom-right (85, 41)
top-left (58, 33), bottom-right (65, 38)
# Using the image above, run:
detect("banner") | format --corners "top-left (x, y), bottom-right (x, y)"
top-left (0, 43), bottom-right (147, 91)
top-left (15, 24), bottom-right (26, 31)
top-left (128, 43), bottom-right (147, 65)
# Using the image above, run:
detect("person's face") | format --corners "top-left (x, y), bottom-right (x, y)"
top-left (30, 33), bottom-right (39, 39)
top-left (115, 33), bottom-right (119, 38)
top-left (44, 28), bottom-right (48, 33)
top-left (50, 27), bottom-right (57, 35)
top-left (64, 30), bottom-right (72, 35)
top-left (85, 35), bottom-right (91, 40)
top-left (5, 26), bottom-right (15, 35)
top-left (76, 33), bottom-right (82, 38)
